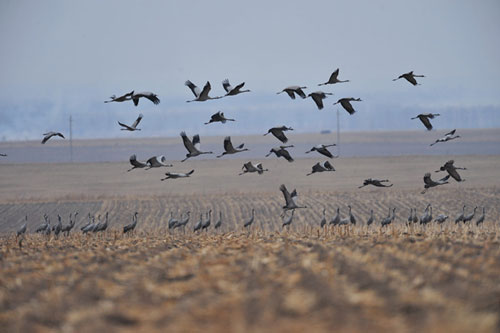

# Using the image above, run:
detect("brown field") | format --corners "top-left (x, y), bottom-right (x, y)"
top-left (1, 150), bottom-right (500, 332)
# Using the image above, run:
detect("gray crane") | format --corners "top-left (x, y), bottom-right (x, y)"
top-left (280, 184), bottom-right (307, 216)
top-left (62, 212), bottom-right (77, 236)
top-left (420, 205), bottom-right (433, 225)
top-left (318, 68), bottom-right (349, 86)
top-left (333, 98), bottom-right (362, 115)
top-left (455, 205), bottom-right (466, 224)
top-left (422, 173), bottom-right (450, 194)
top-left (407, 208), bottom-right (415, 225)
top-left (161, 170), bottom-right (194, 180)
top-left (430, 129), bottom-right (460, 146)
top-left (358, 178), bottom-right (393, 188)
top-left (168, 212), bottom-right (179, 229)
top-left (277, 86), bottom-right (307, 99)
top-left (17, 216), bottom-right (27, 237)
top-left (264, 126), bottom-right (294, 143)
top-left (222, 79), bottom-right (250, 96)
top-left (239, 161), bottom-right (268, 175)
top-left (434, 214), bottom-right (448, 224)
top-left (330, 207), bottom-right (341, 226)
top-left (127, 154), bottom-right (148, 172)
top-left (95, 212), bottom-right (108, 232)
top-left (174, 211), bottom-right (190, 231)
top-left (475, 207), bottom-right (485, 226)
top-left (118, 114), bottom-right (143, 131)
top-left (201, 210), bottom-right (212, 231)
top-left (146, 155), bottom-right (173, 169)
top-left (205, 111), bottom-right (235, 125)
top-left (419, 204), bottom-right (431, 224)
top-left (462, 207), bottom-right (477, 224)
top-left (193, 213), bottom-right (203, 232)
top-left (282, 210), bottom-right (295, 228)
top-left (266, 145), bottom-right (294, 162)
top-left (104, 91), bottom-right (134, 103)
top-left (320, 208), bottom-right (327, 227)
top-left (435, 160), bottom-right (466, 182)
top-left (41, 131), bottom-right (65, 144)
top-left (35, 214), bottom-right (50, 233)
top-left (305, 144), bottom-right (337, 158)
top-left (411, 113), bottom-right (440, 131)
top-left (307, 161), bottom-right (335, 176)
top-left (123, 212), bottom-right (138, 234)
top-left (348, 205), bottom-right (357, 225)
top-left (393, 71), bottom-right (425, 86)
top-left (80, 213), bottom-right (92, 231)
top-left (217, 137), bottom-right (248, 158)
top-left (54, 215), bottom-right (63, 236)
top-left (366, 210), bottom-right (374, 226)
top-left (381, 208), bottom-right (393, 227)
top-left (214, 212), bottom-right (222, 229)
top-left (180, 131), bottom-right (213, 162)
top-left (82, 216), bottom-right (96, 234)
top-left (185, 80), bottom-right (221, 102)
top-left (0, 153), bottom-right (7, 157)
top-left (243, 209), bottom-right (255, 228)
top-left (131, 91), bottom-right (160, 106)
top-left (307, 91), bottom-right (333, 110)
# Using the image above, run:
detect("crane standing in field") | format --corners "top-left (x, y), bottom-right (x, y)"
top-left (330, 207), bottom-right (340, 226)
top-left (318, 68), bottom-right (350, 86)
top-left (320, 208), bottom-right (327, 228)
top-left (243, 209), bottom-right (255, 228)
top-left (214, 212), bottom-right (222, 229)
top-left (17, 216), bottom-right (27, 238)
top-left (476, 207), bottom-right (486, 226)
top-left (455, 205), bottom-right (467, 224)
top-left (123, 212), bottom-right (138, 234)
top-left (462, 207), bottom-right (478, 224)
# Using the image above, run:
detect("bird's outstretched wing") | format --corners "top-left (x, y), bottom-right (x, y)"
top-left (185, 80), bottom-right (201, 97)
top-left (419, 116), bottom-right (433, 130)
top-left (295, 88), bottom-right (307, 99)
top-left (445, 129), bottom-right (456, 136)
top-left (423, 173), bottom-right (433, 186)
top-left (180, 131), bottom-right (196, 153)
top-left (311, 94), bottom-right (324, 110)
top-left (405, 75), bottom-right (418, 86)
top-left (129, 154), bottom-right (147, 168)
top-left (118, 121), bottom-right (133, 130)
top-left (131, 114), bottom-right (143, 128)
top-left (329, 68), bottom-right (339, 82)
top-left (199, 81), bottom-right (211, 100)
top-left (272, 129), bottom-right (288, 143)
top-left (223, 136), bottom-right (234, 152)
top-left (279, 184), bottom-right (292, 206)
top-left (192, 134), bottom-right (201, 150)
top-left (324, 161), bottom-right (335, 170)
top-left (222, 79), bottom-right (232, 93)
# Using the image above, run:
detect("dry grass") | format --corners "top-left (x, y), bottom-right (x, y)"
top-left (1, 227), bottom-right (500, 333)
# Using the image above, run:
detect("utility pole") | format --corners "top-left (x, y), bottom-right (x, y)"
top-left (336, 109), bottom-right (340, 157)
top-left (69, 115), bottom-right (73, 163)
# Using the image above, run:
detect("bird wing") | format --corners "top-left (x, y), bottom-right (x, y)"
top-left (143, 92), bottom-right (160, 105)
top-left (419, 116), bottom-right (433, 130)
top-left (438, 175), bottom-right (450, 183)
top-left (423, 173), bottom-right (433, 186)
top-left (324, 161), bottom-right (335, 170)
top-left (447, 167), bottom-right (462, 181)
top-left (185, 80), bottom-right (201, 97)
top-left (223, 136), bottom-right (234, 152)
top-left (147, 156), bottom-right (160, 167)
top-left (272, 129), bottom-right (288, 143)
top-left (41, 132), bottom-right (54, 144)
top-left (131, 114), bottom-right (143, 128)
top-left (340, 100), bottom-right (356, 114)
top-left (445, 129), bottom-right (456, 136)
top-left (280, 148), bottom-right (294, 162)
top-left (180, 131), bottom-right (196, 153)
top-left (279, 184), bottom-right (293, 206)
top-left (129, 154), bottom-right (147, 168)
top-left (311, 163), bottom-right (323, 173)
top-left (199, 81), bottom-right (211, 100)
top-left (232, 82), bottom-right (245, 92)
top-left (405, 75), bottom-right (418, 86)
top-left (222, 79), bottom-right (233, 93)
top-left (242, 162), bottom-right (252, 171)
top-left (285, 90), bottom-right (296, 99)
top-left (118, 121), bottom-right (133, 130)
top-left (192, 134), bottom-right (201, 150)
top-left (329, 68), bottom-right (339, 82)
top-left (311, 94), bottom-right (324, 110)
top-left (295, 87), bottom-right (307, 99)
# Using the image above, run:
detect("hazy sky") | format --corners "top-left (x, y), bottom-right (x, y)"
top-left (1, 0), bottom-right (499, 141)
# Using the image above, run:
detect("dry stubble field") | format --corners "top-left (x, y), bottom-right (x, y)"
top-left (1, 153), bottom-right (500, 332)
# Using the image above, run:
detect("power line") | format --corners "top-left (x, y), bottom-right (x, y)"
top-left (69, 115), bottom-right (73, 163)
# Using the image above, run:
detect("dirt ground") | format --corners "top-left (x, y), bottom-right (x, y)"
top-left (1, 143), bottom-right (500, 331)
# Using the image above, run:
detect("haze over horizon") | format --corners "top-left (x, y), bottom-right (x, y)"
top-left (1, 0), bottom-right (499, 141)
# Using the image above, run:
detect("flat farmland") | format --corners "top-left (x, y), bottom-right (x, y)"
top-left (1, 146), bottom-right (500, 331)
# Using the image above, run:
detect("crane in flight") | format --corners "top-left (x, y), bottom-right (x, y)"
top-left (118, 114), bottom-right (143, 131)
top-left (393, 71), bottom-right (425, 86)
top-left (318, 68), bottom-right (349, 86)
top-left (185, 80), bottom-right (221, 102)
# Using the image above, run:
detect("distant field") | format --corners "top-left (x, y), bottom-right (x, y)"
top-left (1, 132), bottom-right (500, 332)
